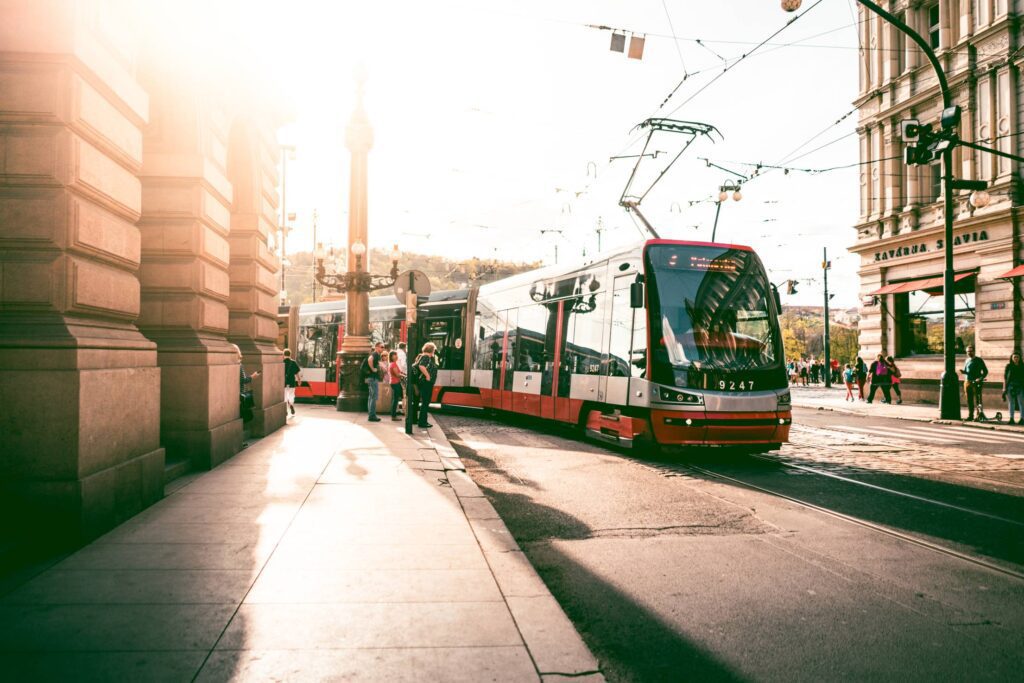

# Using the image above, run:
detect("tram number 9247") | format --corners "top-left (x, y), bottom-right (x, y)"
top-left (719, 380), bottom-right (755, 391)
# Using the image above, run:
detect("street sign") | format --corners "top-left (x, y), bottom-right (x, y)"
top-left (394, 269), bottom-right (430, 303)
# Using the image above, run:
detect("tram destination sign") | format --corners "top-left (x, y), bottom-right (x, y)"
top-left (874, 230), bottom-right (988, 262)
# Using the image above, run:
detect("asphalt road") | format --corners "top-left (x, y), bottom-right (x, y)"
top-left (439, 407), bottom-right (1024, 682)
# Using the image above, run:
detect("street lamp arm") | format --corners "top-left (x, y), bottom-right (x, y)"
top-left (858, 1), bottom-right (950, 108)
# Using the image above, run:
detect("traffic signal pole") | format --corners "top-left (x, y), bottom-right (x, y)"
top-left (823, 248), bottom-right (831, 389)
top-left (857, 0), bottom-right (959, 420)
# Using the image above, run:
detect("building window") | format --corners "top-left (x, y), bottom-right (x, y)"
top-left (927, 3), bottom-right (941, 50)
top-left (927, 160), bottom-right (942, 203)
top-left (895, 289), bottom-right (975, 356)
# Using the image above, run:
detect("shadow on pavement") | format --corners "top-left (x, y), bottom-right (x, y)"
top-left (448, 422), bottom-right (745, 682)
top-left (652, 449), bottom-right (1024, 569)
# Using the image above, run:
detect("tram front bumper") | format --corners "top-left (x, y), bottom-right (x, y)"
top-left (652, 409), bottom-right (792, 445)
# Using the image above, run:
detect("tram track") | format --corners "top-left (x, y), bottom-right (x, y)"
top-left (638, 454), bottom-right (1024, 582)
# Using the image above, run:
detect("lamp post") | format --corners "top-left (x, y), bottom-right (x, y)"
top-left (313, 240), bottom-right (402, 411)
top-left (711, 180), bottom-right (742, 242)
top-left (782, 0), bottom-right (960, 419)
top-left (312, 67), bottom-right (403, 412)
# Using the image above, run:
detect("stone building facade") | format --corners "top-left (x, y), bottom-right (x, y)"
top-left (852, 0), bottom-right (1024, 403)
top-left (0, 0), bottom-right (285, 548)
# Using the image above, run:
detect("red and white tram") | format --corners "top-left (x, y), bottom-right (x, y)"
top-left (283, 239), bottom-right (791, 450)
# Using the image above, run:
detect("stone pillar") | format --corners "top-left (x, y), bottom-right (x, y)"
top-left (0, 0), bottom-right (163, 545)
top-left (135, 67), bottom-right (242, 470)
top-left (226, 121), bottom-right (285, 436)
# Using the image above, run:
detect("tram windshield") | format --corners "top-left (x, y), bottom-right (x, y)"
top-left (645, 244), bottom-right (782, 383)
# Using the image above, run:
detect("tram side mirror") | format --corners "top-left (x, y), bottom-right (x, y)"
top-left (630, 282), bottom-right (645, 308)
top-left (772, 287), bottom-right (782, 312)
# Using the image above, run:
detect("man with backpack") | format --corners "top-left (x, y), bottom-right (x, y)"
top-left (866, 353), bottom-right (892, 404)
top-left (413, 342), bottom-right (439, 429)
top-left (361, 341), bottom-right (386, 422)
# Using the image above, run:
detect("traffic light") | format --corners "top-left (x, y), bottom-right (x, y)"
top-left (901, 119), bottom-right (937, 166)
top-left (786, 280), bottom-right (798, 295)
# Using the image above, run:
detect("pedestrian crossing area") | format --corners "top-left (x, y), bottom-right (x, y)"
top-left (837, 423), bottom-right (1024, 448)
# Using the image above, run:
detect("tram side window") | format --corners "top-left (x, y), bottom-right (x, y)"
top-left (474, 309), bottom-right (500, 369)
top-left (515, 304), bottom-right (547, 372)
top-left (564, 292), bottom-right (606, 376)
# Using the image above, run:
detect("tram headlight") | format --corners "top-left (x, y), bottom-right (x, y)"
top-left (777, 390), bottom-right (791, 407)
top-left (659, 387), bottom-right (704, 405)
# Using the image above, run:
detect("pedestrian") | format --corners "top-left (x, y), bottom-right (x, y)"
top-left (1002, 350), bottom-right (1024, 425)
top-left (388, 350), bottom-right (405, 421)
top-left (283, 349), bottom-right (302, 417)
top-left (962, 344), bottom-right (989, 421)
top-left (396, 341), bottom-right (408, 415)
top-left (854, 356), bottom-right (867, 401)
top-left (799, 360), bottom-right (808, 387)
top-left (830, 357), bottom-right (841, 384)
top-left (233, 344), bottom-right (259, 423)
top-left (413, 342), bottom-right (438, 429)
top-left (866, 353), bottom-right (892, 404)
top-left (361, 341), bottom-right (386, 422)
top-left (843, 363), bottom-right (855, 401)
top-left (885, 355), bottom-right (903, 405)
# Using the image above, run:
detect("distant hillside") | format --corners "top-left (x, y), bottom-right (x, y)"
top-left (780, 306), bottom-right (860, 362)
top-left (280, 249), bottom-right (540, 305)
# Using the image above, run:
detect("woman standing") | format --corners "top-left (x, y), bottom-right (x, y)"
top-left (388, 350), bottom-right (405, 421)
top-left (854, 356), bottom-right (867, 401)
top-left (1002, 350), bottom-right (1024, 425)
top-left (886, 355), bottom-right (903, 405)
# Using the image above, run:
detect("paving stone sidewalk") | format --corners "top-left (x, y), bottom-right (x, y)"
top-left (791, 384), bottom-right (1024, 432)
top-left (0, 406), bottom-right (602, 682)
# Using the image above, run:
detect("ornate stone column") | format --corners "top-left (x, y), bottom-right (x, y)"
top-left (0, 0), bottom-right (163, 545)
top-left (135, 65), bottom-right (243, 470)
top-left (226, 121), bottom-right (286, 436)
top-left (336, 70), bottom-right (375, 411)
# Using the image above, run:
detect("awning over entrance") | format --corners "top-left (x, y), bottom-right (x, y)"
top-left (868, 272), bottom-right (975, 296)
top-left (998, 264), bottom-right (1024, 279)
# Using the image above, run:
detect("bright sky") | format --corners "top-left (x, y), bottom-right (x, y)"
top-left (190, 0), bottom-right (865, 307)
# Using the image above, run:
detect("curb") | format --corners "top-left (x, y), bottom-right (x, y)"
top-left (427, 418), bottom-right (604, 681)
top-left (792, 400), bottom-right (1024, 433)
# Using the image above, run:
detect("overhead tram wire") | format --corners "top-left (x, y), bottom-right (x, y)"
top-left (661, 0), bottom-right (689, 76)
top-left (659, 0), bottom-right (826, 119)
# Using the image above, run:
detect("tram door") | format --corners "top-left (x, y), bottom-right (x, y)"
top-left (605, 275), bottom-right (636, 407)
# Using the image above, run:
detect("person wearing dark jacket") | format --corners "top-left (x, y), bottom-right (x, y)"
top-left (866, 353), bottom-right (892, 404)
top-left (854, 356), bottom-right (867, 401)
top-left (962, 345), bottom-right (989, 421)
top-left (413, 342), bottom-right (438, 429)
top-left (1002, 350), bottom-right (1024, 425)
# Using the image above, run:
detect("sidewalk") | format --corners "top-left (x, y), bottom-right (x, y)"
top-left (0, 407), bottom-right (601, 681)
top-left (790, 384), bottom-right (1024, 432)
